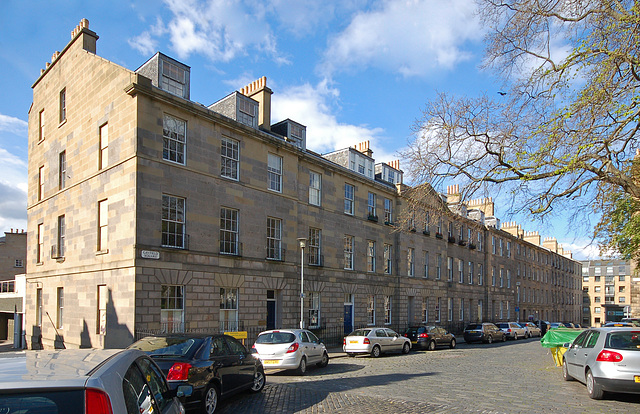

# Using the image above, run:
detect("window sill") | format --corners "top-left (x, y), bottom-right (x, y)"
top-left (96, 249), bottom-right (109, 256)
top-left (36, 262), bottom-right (44, 266)
top-left (58, 119), bottom-right (67, 128)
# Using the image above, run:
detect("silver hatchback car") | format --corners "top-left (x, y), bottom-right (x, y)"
top-left (252, 329), bottom-right (329, 374)
top-left (0, 349), bottom-right (191, 413)
top-left (562, 327), bottom-right (640, 399)
top-left (343, 327), bottom-right (411, 357)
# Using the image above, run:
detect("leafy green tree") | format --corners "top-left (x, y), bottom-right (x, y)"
top-left (403, 0), bottom-right (640, 256)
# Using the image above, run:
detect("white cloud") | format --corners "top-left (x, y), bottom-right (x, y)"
top-left (0, 147), bottom-right (27, 233)
top-left (0, 114), bottom-right (27, 135)
top-left (271, 79), bottom-right (397, 162)
top-left (320, 0), bottom-right (483, 78)
top-left (130, 0), bottom-right (289, 64)
top-left (128, 32), bottom-right (158, 56)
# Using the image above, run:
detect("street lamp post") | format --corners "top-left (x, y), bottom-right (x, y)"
top-left (297, 238), bottom-right (307, 329)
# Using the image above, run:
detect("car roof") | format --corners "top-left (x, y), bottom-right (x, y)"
top-left (0, 349), bottom-right (133, 391)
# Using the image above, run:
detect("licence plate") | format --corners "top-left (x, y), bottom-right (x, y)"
top-left (411, 340), bottom-right (417, 344)
top-left (635, 376), bottom-right (640, 383)
top-left (349, 340), bottom-right (359, 344)
top-left (263, 360), bottom-right (278, 365)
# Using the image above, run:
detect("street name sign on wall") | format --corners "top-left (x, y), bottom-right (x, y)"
top-left (141, 250), bottom-right (160, 259)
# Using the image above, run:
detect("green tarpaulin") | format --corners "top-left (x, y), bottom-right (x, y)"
top-left (540, 328), bottom-right (584, 348)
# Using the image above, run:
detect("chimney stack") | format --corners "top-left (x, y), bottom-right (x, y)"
top-left (240, 76), bottom-right (272, 131)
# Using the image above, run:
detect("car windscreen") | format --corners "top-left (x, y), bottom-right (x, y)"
top-left (606, 332), bottom-right (640, 351)
top-left (495, 323), bottom-right (508, 328)
top-left (348, 329), bottom-right (371, 337)
top-left (0, 390), bottom-right (84, 413)
top-left (255, 332), bottom-right (296, 344)
top-left (129, 337), bottom-right (203, 358)
top-left (465, 324), bottom-right (482, 330)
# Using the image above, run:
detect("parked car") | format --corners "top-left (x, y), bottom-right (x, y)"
top-left (343, 327), bottom-right (411, 357)
top-left (0, 348), bottom-right (191, 414)
top-left (621, 318), bottom-right (640, 327)
top-left (463, 323), bottom-right (506, 344)
top-left (549, 322), bottom-right (567, 329)
top-left (251, 329), bottom-right (329, 374)
top-left (602, 322), bottom-right (635, 327)
top-left (563, 322), bottom-right (577, 328)
top-left (562, 327), bottom-right (640, 399)
top-left (403, 325), bottom-right (456, 350)
top-left (129, 334), bottom-right (265, 414)
top-left (496, 322), bottom-right (526, 340)
top-left (519, 322), bottom-right (542, 338)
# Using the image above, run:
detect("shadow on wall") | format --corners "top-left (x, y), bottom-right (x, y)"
top-left (104, 288), bottom-right (133, 349)
top-left (30, 325), bottom-right (43, 350)
top-left (80, 319), bottom-right (92, 348)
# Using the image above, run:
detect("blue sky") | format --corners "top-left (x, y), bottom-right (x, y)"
top-left (0, 0), bottom-right (599, 259)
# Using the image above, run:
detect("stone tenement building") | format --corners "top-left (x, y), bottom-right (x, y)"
top-left (26, 20), bottom-right (581, 349)
top-left (0, 229), bottom-right (26, 339)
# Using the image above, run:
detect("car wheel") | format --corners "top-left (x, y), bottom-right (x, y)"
top-left (250, 369), bottom-right (266, 392)
top-left (562, 359), bottom-right (573, 382)
top-left (316, 351), bottom-right (329, 367)
top-left (487, 335), bottom-right (493, 344)
top-left (449, 338), bottom-right (456, 349)
top-left (371, 345), bottom-right (381, 358)
top-left (402, 342), bottom-right (410, 354)
top-left (202, 384), bottom-right (219, 414)
top-left (296, 357), bottom-right (307, 375)
top-left (586, 369), bottom-right (604, 399)
top-left (427, 340), bottom-right (436, 351)
top-left (502, 334), bottom-right (507, 342)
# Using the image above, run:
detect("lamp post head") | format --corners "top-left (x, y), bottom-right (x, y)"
top-left (297, 238), bottom-right (307, 249)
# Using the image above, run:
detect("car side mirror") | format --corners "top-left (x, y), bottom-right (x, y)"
top-left (562, 342), bottom-right (571, 348)
top-left (177, 384), bottom-right (193, 398)
top-left (166, 384), bottom-right (193, 399)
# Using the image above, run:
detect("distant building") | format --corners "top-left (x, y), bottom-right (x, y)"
top-left (0, 229), bottom-right (26, 340)
top-left (580, 259), bottom-right (637, 326)
top-left (26, 19), bottom-right (582, 349)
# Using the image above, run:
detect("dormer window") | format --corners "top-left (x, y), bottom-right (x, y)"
top-left (237, 97), bottom-right (257, 128)
top-left (290, 124), bottom-right (303, 140)
top-left (161, 60), bottom-right (187, 98)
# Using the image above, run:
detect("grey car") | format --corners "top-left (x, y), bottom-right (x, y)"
top-left (519, 322), bottom-right (542, 338)
top-left (463, 323), bottom-right (506, 344)
top-left (562, 327), bottom-right (640, 399)
top-left (0, 349), bottom-right (191, 413)
top-left (496, 322), bottom-right (526, 340)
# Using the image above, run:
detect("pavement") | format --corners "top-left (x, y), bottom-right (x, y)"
top-left (0, 339), bottom-right (20, 352)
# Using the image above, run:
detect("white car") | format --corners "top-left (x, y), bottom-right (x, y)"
top-left (562, 327), bottom-right (640, 399)
top-left (343, 327), bottom-right (411, 357)
top-left (0, 349), bottom-right (191, 414)
top-left (252, 329), bottom-right (329, 374)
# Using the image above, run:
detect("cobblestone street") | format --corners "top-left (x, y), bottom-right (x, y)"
top-left (218, 339), bottom-right (639, 413)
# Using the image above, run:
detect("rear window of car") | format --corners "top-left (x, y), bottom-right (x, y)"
top-left (348, 329), bottom-right (371, 337)
top-left (606, 332), bottom-right (640, 351)
top-left (0, 390), bottom-right (84, 413)
top-left (256, 332), bottom-right (296, 344)
top-left (496, 323), bottom-right (508, 328)
top-left (130, 337), bottom-right (203, 358)
top-left (465, 324), bottom-right (482, 330)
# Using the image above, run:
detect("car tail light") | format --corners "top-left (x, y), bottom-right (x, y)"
top-left (286, 342), bottom-right (299, 353)
top-left (596, 350), bottom-right (623, 362)
top-left (507, 329), bottom-right (512, 333)
top-left (167, 362), bottom-right (192, 381)
top-left (418, 333), bottom-right (429, 338)
top-left (251, 345), bottom-right (257, 353)
top-left (363, 338), bottom-right (370, 345)
top-left (343, 338), bottom-right (346, 345)
top-left (85, 388), bottom-right (113, 414)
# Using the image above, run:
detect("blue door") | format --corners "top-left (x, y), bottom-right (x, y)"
top-left (344, 304), bottom-right (353, 335)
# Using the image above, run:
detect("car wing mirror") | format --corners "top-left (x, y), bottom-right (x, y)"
top-left (562, 342), bottom-right (571, 348)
